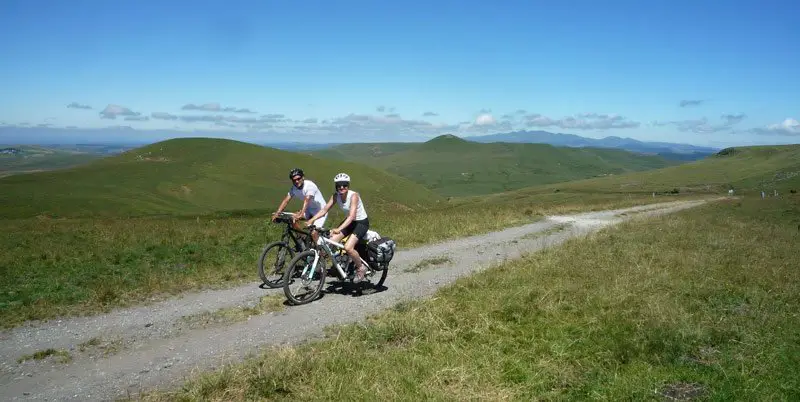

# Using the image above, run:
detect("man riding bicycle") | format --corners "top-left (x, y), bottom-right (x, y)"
top-left (272, 168), bottom-right (328, 243)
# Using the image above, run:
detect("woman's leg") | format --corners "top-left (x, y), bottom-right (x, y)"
top-left (329, 232), bottom-right (345, 244)
top-left (344, 234), bottom-right (366, 282)
top-left (329, 219), bottom-right (349, 244)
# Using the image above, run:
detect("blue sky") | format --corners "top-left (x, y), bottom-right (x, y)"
top-left (1, 0), bottom-right (798, 147)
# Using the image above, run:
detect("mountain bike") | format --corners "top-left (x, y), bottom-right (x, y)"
top-left (257, 212), bottom-right (314, 288)
top-left (282, 226), bottom-right (389, 305)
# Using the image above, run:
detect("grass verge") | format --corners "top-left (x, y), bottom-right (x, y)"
top-left (0, 192), bottom-right (699, 328)
top-left (140, 195), bottom-right (799, 400)
top-left (77, 337), bottom-right (123, 357)
top-left (17, 348), bottom-right (72, 364)
top-left (178, 295), bottom-right (286, 330)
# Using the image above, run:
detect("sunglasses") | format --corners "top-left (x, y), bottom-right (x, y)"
top-left (291, 176), bottom-right (303, 182)
top-left (335, 182), bottom-right (349, 189)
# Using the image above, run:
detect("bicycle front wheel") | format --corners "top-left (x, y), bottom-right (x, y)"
top-left (283, 250), bottom-right (327, 305)
top-left (258, 242), bottom-right (294, 288)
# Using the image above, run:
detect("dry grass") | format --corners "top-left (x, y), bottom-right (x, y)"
top-left (178, 295), bottom-right (286, 330)
top-left (404, 255), bottom-right (452, 273)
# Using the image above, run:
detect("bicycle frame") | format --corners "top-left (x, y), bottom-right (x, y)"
top-left (274, 213), bottom-right (312, 250)
top-left (306, 234), bottom-right (371, 281)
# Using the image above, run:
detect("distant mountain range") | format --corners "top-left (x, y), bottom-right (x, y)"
top-left (1, 126), bottom-right (719, 161)
top-left (463, 131), bottom-right (720, 160)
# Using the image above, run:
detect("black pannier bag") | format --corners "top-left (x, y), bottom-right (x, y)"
top-left (366, 237), bottom-right (396, 269)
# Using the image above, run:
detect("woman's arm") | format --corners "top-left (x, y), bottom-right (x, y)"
top-left (307, 195), bottom-right (334, 225)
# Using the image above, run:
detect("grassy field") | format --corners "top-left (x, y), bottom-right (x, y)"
top-left (0, 145), bottom-right (105, 177)
top-left (309, 134), bottom-right (679, 196)
top-left (0, 137), bottom-right (443, 219)
top-left (0, 191), bottom-right (683, 328)
top-left (142, 194), bottom-right (800, 401)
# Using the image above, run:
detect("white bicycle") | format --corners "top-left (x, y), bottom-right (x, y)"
top-left (282, 226), bottom-right (389, 305)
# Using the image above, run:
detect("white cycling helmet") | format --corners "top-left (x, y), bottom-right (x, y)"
top-left (333, 173), bottom-right (350, 183)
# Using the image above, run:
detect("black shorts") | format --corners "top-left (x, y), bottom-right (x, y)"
top-left (341, 217), bottom-right (369, 240)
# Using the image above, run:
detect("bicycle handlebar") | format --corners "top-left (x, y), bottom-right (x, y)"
top-left (308, 226), bottom-right (332, 236)
top-left (271, 212), bottom-right (297, 224)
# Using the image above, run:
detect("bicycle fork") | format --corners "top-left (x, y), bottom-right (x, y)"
top-left (302, 250), bottom-right (320, 278)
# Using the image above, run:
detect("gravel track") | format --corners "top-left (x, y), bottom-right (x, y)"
top-left (0, 199), bottom-right (717, 401)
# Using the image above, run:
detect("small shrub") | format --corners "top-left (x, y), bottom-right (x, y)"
top-left (716, 147), bottom-right (737, 156)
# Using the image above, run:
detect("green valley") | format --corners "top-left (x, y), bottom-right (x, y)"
top-left (0, 145), bottom-right (105, 177)
top-left (309, 134), bottom-right (681, 196)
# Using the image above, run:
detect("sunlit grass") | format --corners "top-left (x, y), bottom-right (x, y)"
top-left (141, 195), bottom-right (800, 401)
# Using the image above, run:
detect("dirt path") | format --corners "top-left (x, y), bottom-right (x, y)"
top-left (0, 199), bottom-right (719, 401)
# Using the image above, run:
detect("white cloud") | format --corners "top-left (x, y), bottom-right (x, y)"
top-left (753, 118), bottom-right (800, 136)
top-left (151, 112), bottom-right (178, 120)
top-left (652, 113), bottom-right (746, 134)
top-left (525, 113), bottom-right (639, 130)
top-left (99, 104), bottom-right (141, 120)
top-left (182, 103), bottom-right (255, 114)
top-left (475, 113), bottom-right (496, 126)
top-left (67, 102), bottom-right (92, 110)
top-left (679, 99), bottom-right (704, 107)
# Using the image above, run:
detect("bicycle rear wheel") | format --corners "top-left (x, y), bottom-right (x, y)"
top-left (372, 264), bottom-right (388, 288)
top-left (283, 250), bottom-right (327, 305)
top-left (258, 242), bottom-right (294, 288)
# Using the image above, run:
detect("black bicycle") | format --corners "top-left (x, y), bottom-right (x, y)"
top-left (258, 212), bottom-right (314, 288)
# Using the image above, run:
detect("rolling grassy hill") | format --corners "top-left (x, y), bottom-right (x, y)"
top-left (0, 145), bottom-right (105, 177)
top-left (497, 144), bottom-right (800, 197)
top-left (309, 134), bottom-right (681, 196)
top-left (0, 137), bottom-right (444, 219)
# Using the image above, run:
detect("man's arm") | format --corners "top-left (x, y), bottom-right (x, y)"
top-left (295, 194), bottom-right (312, 220)
top-left (272, 194), bottom-right (292, 220)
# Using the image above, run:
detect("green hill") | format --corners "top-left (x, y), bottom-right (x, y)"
top-left (482, 144), bottom-right (800, 200)
top-left (0, 145), bottom-right (104, 177)
top-left (309, 134), bottom-right (680, 196)
top-left (306, 142), bottom-right (417, 161)
top-left (0, 137), bottom-right (444, 219)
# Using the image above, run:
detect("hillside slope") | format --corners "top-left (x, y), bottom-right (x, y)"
top-left (0, 137), bottom-right (444, 218)
top-left (311, 134), bottom-right (680, 196)
top-left (490, 144), bottom-right (800, 199)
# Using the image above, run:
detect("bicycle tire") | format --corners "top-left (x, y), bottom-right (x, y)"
top-left (283, 250), bottom-right (327, 305)
top-left (372, 264), bottom-right (388, 288)
top-left (258, 241), bottom-right (294, 288)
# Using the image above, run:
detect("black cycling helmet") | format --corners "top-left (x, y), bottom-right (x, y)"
top-left (289, 168), bottom-right (304, 179)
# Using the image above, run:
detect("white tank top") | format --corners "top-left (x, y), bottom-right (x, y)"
top-left (336, 190), bottom-right (368, 221)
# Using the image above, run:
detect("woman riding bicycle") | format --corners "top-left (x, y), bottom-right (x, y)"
top-left (307, 172), bottom-right (370, 283)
